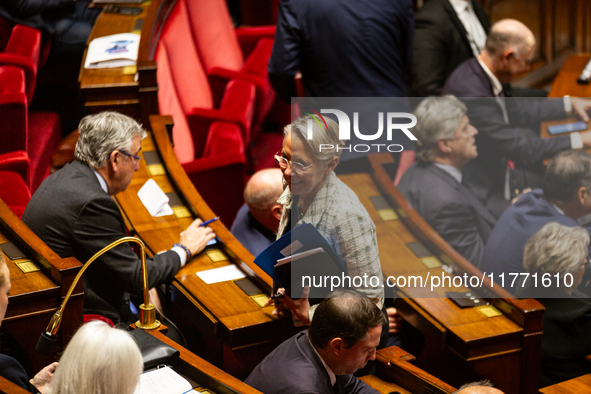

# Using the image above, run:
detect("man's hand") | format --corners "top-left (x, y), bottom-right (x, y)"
top-left (30, 362), bottom-right (58, 394)
top-left (387, 307), bottom-right (402, 334)
top-left (266, 287), bottom-right (311, 325)
top-left (570, 98), bottom-right (591, 122)
top-left (179, 219), bottom-right (216, 256)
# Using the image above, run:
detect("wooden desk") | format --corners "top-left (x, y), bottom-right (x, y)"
top-left (549, 54), bottom-right (591, 98)
top-left (0, 376), bottom-right (32, 394)
top-left (114, 115), bottom-right (291, 376)
top-left (538, 374), bottom-right (591, 394)
top-left (335, 154), bottom-right (544, 394)
top-left (79, 1), bottom-right (156, 124)
top-left (0, 201), bottom-right (83, 374)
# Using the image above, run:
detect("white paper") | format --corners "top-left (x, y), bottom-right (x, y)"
top-left (84, 33), bottom-right (139, 69)
top-left (197, 265), bottom-right (246, 284)
top-left (138, 179), bottom-right (172, 217)
top-left (133, 366), bottom-right (191, 394)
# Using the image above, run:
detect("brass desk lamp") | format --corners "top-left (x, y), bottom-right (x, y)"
top-left (36, 236), bottom-right (160, 355)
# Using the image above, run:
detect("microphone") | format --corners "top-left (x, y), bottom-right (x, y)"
top-left (36, 236), bottom-right (161, 355)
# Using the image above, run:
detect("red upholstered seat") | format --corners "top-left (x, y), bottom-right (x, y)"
top-left (0, 151), bottom-right (31, 218)
top-left (0, 66), bottom-right (61, 192)
top-left (0, 24), bottom-right (41, 103)
top-left (183, 0), bottom-right (276, 138)
top-left (155, 0), bottom-right (253, 223)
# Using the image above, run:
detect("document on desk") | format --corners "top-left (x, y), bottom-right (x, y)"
top-left (134, 366), bottom-right (197, 394)
top-left (84, 32), bottom-right (140, 68)
top-left (197, 265), bottom-right (246, 284)
top-left (138, 179), bottom-right (173, 217)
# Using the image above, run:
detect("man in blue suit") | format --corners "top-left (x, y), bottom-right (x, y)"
top-left (480, 150), bottom-right (591, 293)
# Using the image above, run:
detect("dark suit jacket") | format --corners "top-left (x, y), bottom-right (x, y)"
top-left (0, 0), bottom-right (76, 34)
top-left (22, 160), bottom-right (180, 324)
top-left (514, 286), bottom-right (591, 387)
top-left (410, 0), bottom-right (490, 97)
top-left (0, 354), bottom-right (37, 393)
top-left (442, 58), bottom-right (571, 195)
top-left (398, 161), bottom-right (496, 266)
top-left (268, 0), bottom-right (413, 100)
top-left (230, 204), bottom-right (275, 257)
top-left (245, 331), bottom-right (376, 394)
top-left (479, 189), bottom-right (579, 293)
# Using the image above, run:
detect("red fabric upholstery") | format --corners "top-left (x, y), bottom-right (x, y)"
top-left (28, 111), bottom-right (61, 192)
top-left (0, 151), bottom-right (30, 186)
top-left (183, 0), bottom-right (277, 138)
top-left (394, 150), bottom-right (416, 186)
top-left (83, 314), bottom-right (115, 327)
top-left (0, 171), bottom-right (31, 218)
top-left (155, 0), bottom-right (251, 222)
top-left (0, 65), bottom-right (61, 192)
top-left (1, 24), bottom-right (41, 103)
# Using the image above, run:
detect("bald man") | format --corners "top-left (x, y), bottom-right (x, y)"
top-left (453, 380), bottom-right (504, 394)
top-left (442, 19), bottom-right (591, 216)
top-left (231, 168), bottom-right (284, 256)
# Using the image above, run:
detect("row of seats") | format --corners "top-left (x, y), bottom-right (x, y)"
top-left (152, 0), bottom-right (285, 223)
top-left (0, 22), bottom-right (61, 217)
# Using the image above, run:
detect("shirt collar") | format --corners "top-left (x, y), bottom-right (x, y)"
top-left (551, 203), bottom-right (565, 215)
top-left (92, 168), bottom-right (109, 194)
top-left (308, 333), bottom-right (337, 386)
top-left (448, 0), bottom-right (471, 15)
top-left (477, 57), bottom-right (504, 96)
top-left (434, 162), bottom-right (462, 183)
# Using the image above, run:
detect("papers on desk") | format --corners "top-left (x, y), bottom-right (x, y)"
top-left (138, 179), bottom-right (173, 217)
top-left (197, 265), bottom-right (246, 284)
top-left (134, 366), bottom-right (196, 394)
top-left (84, 33), bottom-right (139, 69)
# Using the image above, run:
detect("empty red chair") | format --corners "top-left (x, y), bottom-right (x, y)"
top-left (183, 0), bottom-right (277, 138)
top-left (0, 65), bottom-right (60, 192)
top-left (155, 0), bottom-right (255, 222)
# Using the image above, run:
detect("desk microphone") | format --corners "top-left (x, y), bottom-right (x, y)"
top-left (36, 237), bottom-right (160, 355)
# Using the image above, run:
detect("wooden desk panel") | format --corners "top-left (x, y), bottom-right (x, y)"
top-left (0, 201), bottom-right (83, 374)
top-left (549, 54), bottom-right (591, 97)
top-left (115, 115), bottom-right (291, 374)
top-left (336, 154), bottom-right (544, 394)
top-left (539, 374), bottom-right (591, 394)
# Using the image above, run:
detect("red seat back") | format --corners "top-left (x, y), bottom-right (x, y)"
top-left (155, 0), bottom-right (214, 163)
top-left (182, 0), bottom-right (244, 73)
top-left (0, 66), bottom-right (28, 154)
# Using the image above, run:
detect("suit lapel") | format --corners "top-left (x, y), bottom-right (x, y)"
top-left (442, 0), bottom-right (473, 53)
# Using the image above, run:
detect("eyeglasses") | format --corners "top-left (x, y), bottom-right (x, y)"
top-left (109, 150), bottom-right (142, 163)
top-left (274, 152), bottom-right (313, 174)
top-left (583, 257), bottom-right (591, 269)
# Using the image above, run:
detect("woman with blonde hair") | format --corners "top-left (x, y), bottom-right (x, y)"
top-left (47, 320), bottom-right (143, 394)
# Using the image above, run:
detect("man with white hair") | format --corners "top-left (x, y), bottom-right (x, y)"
top-left (398, 97), bottom-right (498, 265)
top-left (23, 112), bottom-right (215, 324)
top-left (442, 19), bottom-right (591, 210)
top-left (231, 168), bottom-right (283, 256)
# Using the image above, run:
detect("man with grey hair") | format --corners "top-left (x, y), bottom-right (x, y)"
top-left (453, 380), bottom-right (504, 394)
top-left (442, 19), bottom-right (591, 206)
top-left (480, 150), bottom-right (591, 293)
top-left (398, 97), bottom-right (498, 265)
top-left (22, 112), bottom-right (215, 324)
top-left (231, 168), bottom-right (283, 256)
top-left (516, 222), bottom-right (591, 387)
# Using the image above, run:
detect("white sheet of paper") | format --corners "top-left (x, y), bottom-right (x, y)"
top-left (138, 179), bottom-right (170, 217)
top-left (196, 265), bottom-right (246, 284)
top-left (133, 366), bottom-right (191, 394)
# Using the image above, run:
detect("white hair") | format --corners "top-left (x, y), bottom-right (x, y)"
top-left (47, 321), bottom-right (143, 394)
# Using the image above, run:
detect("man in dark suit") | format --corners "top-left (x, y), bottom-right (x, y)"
top-left (231, 168), bottom-right (283, 257)
top-left (480, 150), bottom-right (591, 293)
top-left (268, 0), bottom-right (413, 101)
top-left (246, 289), bottom-right (385, 394)
top-left (398, 97), bottom-right (499, 266)
top-left (442, 19), bottom-right (591, 205)
top-left (22, 112), bottom-right (215, 324)
top-left (411, 0), bottom-right (490, 97)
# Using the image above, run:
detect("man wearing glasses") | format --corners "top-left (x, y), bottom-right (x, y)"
top-left (23, 111), bottom-right (215, 324)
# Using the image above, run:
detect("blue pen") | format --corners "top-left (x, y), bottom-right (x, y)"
top-left (200, 216), bottom-right (219, 227)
